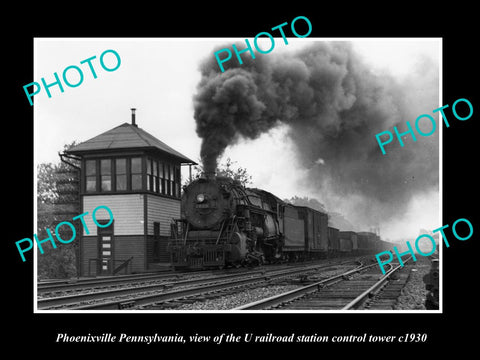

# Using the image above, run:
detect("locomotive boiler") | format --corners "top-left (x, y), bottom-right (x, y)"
top-left (168, 175), bottom-right (284, 269)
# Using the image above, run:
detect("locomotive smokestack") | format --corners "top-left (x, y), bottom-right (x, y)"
top-left (204, 171), bottom-right (216, 180)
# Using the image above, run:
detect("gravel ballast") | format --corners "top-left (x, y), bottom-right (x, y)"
top-left (394, 257), bottom-right (437, 310)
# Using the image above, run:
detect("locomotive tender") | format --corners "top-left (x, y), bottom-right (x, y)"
top-left (168, 174), bottom-right (390, 270)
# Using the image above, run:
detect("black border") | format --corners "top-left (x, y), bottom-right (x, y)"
top-left (7, 5), bottom-right (479, 353)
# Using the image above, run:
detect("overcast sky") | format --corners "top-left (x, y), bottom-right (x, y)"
top-left (34, 38), bottom-right (441, 241)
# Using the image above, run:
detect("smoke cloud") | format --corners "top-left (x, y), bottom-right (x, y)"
top-left (193, 41), bottom-right (439, 233)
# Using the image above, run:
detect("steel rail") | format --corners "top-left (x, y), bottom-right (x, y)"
top-left (73, 275), bottom-right (268, 310)
top-left (38, 261), bottom-right (359, 310)
top-left (38, 270), bottom-right (267, 309)
top-left (37, 272), bottom-right (180, 293)
top-left (37, 257), bottom-right (358, 293)
top-left (341, 257), bottom-right (412, 310)
top-left (234, 263), bottom-right (380, 310)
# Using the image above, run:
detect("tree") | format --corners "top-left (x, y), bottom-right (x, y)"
top-left (217, 158), bottom-right (252, 186)
top-left (37, 142), bottom-right (80, 279)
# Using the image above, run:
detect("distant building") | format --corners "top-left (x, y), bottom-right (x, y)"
top-left (65, 109), bottom-right (196, 276)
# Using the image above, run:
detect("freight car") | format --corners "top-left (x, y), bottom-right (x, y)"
top-left (168, 175), bottom-right (390, 270)
top-left (339, 231), bottom-right (358, 255)
top-left (357, 232), bottom-right (379, 254)
top-left (281, 205), bottom-right (329, 261)
top-left (327, 227), bottom-right (340, 258)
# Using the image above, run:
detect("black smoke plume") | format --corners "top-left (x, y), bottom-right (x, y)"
top-left (193, 41), bottom-right (439, 229)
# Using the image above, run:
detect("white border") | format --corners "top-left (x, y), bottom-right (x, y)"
top-left (33, 37), bottom-right (443, 314)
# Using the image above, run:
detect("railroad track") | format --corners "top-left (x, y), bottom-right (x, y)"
top-left (37, 266), bottom-right (280, 298)
top-left (38, 270), bottom-right (268, 310)
top-left (235, 257), bottom-right (412, 310)
top-left (38, 257), bottom-right (360, 295)
top-left (37, 259), bottom-right (363, 310)
top-left (38, 272), bottom-right (179, 295)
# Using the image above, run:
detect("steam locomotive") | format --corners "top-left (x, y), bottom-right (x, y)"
top-left (168, 175), bottom-right (391, 270)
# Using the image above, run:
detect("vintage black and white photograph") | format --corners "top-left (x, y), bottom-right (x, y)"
top-left (33, 37), bottom-right (442, 312)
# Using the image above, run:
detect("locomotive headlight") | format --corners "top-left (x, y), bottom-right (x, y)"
top-left (196, 193), bottom-right (205, 203)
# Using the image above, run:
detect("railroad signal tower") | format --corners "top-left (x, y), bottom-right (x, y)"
top-left (65, 109), bottom-right (196, 276)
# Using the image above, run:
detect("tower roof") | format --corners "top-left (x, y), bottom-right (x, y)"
top-left (66, 122), bottom-right (196, 164)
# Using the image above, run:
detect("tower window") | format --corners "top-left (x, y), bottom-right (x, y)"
top-left (116, 158), bottom-right (127, 191)
top-left (131, 157), bottom-right (142, 191)
top-left (100, 159), bottom-right (112, 191)
top-left (86, 159), bottom-right (97, 192)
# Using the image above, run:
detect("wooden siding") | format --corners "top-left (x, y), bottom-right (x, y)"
top-left (82, 194), bottom-right (144, 236)
top-left (146, 235), bottom-right (170, 265)
top-left (146, 236), bottom-right (153, 265)
top-left (146, 194), bottom-right (181, 237)
top-left (283, 205), bottom-right (305, 249)
top-left (115, 235), bottom-right (145, 273)
top-left (339, 231), bottom-right (358, 251)
top-left (81, 236), bottom-right (98, 276)
top-left (80, 235), bottom-right (145, 275)
top-left (328, 227), bottom-right (340, 251)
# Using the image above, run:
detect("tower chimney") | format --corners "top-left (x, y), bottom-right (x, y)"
top-left (131, 108), bottom-right (137, 127)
